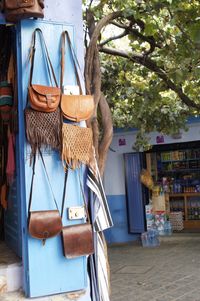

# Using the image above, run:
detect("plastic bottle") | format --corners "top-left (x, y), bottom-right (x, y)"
top-left (164, 221), bottom-right (172, 236)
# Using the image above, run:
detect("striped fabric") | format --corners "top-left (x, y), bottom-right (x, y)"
top-left (96, 232), bottom-right (110, 301)
top-left (87, 163), bottom-right (113, 301)
top-left (87, 166), bottom-right (113, 232)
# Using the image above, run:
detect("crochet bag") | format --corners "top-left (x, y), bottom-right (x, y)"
top-left (25, 107), bottom-right (61, 157)
top-left (62, 123), bottom-right (93, 170)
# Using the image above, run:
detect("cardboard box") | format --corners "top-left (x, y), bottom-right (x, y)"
top-left (152, 194), bottom-right (169, 212)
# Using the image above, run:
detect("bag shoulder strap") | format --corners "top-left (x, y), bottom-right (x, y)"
top-left (61, 170), bottom-right (69, 218)
top-left (61, 168), bottom-right (91, 223)
top-left (28, 150), bottom-right (60, 214)
top-left (29, 28), bottom-right (58, 87)
top-left (60, 30), bottom-right (83, 95)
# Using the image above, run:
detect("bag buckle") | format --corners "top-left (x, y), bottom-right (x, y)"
top-left (46, 94), bottom-right (53, 107)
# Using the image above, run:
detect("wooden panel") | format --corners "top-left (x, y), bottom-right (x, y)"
top-left (184, 220), bottom-right (200, 229)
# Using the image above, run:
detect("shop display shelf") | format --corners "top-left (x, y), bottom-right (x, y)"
top-left (158, 168), bottom-right (200, 174)
top-left (161, 158), bottom-right (200, 163)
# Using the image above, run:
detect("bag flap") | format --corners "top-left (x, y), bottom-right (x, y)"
top-left (5, 0), bottom-right (35, 9)
top-left (61, 95), bottom-right (94, 121)
top-left (30, 85), bottom-right (61, 97)
top-left (29, 210), bottom-right (62, 239)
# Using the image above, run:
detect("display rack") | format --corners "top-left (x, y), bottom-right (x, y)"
top-left (153, 148), bottom-right (200, 230)
top-left (169, 193), bottom-right (200, 229)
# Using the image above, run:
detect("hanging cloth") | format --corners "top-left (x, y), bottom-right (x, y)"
top-left (86, 161), bottom-right (113, 301)
top-left (1, 183), bottom-right (7, 210)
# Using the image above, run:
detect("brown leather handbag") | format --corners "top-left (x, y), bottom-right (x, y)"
top-left (60, 31), bottom-right (94, 122)
top-left (61, 170), bottom-right (94, 259)
top-left (28, 28), bottom-right (61, 113)
top-left (2, 0), bottom-right (44, 23)
top-left (28, 152), bottom-right (62, 245)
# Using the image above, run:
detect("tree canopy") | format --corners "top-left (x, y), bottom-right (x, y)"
top-left (84, 0), bottom-right (200, 172)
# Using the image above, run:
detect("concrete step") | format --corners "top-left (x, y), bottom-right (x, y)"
top-left (0, 289), bottom-right (90, 301)
top-left (0, 242), bottom-right (22, 294)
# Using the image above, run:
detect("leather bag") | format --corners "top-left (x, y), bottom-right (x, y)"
top-left (60, 31), bottom-right (94, 122)
top-left (28, 28), bottom-right (60, 113)
top-left (61, 170), bottom-right (94, 259)
top-left (28, 152), bottom-right (62, 245)
top-left (62, 223), bottom-right (94, 259)
top-left (29, 210), bottom-right (62, 241)
top-left (2, 0), bottom-right (44, 23)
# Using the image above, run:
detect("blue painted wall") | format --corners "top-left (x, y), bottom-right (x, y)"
top-left (0, 0), bottom-right (90, 299)
top-left (104, 195), bottom-right (139, 244)
top-left (17, 18), bottom-right (88, 299)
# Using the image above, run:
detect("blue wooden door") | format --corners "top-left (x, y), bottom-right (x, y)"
top-left (17, 20), bottom-right (87, 298)
top-left (4, 149), bottom-right (22, 257)
top-left (124, 153), bottom-right (146, 233)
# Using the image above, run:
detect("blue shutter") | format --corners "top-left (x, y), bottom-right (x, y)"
top-left (124, 153), bottom-right (145, 233)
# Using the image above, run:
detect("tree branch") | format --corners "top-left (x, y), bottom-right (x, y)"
top-left (85, 11), bottom-right (123, 94)
top-left (99, 46), bottom-right (200, 110)
top-left (99, 30), bottom-right (128, 47)
top-left (111, 21), bottom-right (161, 54)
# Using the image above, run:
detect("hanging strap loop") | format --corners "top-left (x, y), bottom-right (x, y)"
top-left (28, 150), bottom-right (60, 213)
top-left (29, 28), bottom-right (58, 87)
top-left (60, 30), bottom-right (83, 95)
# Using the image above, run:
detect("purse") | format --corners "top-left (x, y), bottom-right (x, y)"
top-left (61, 169), bottom-right (94, 259)
top-left (28, 28), bottom-right (61, 113)
top-left (60, 31), bottom-right (94, 122)
top-left (2, 0), bottom-right (44, 23)
top-left (24, 107), bottom-right (61, 157)
top-left (62, 123), bottom-right (93, 170)
top-left (28, 151), bottom-right (62, 245)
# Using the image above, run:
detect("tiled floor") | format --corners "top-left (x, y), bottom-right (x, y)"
top-left (2, 233), bottom-right (200, 300)
top-left (0, 241), bottom-right (20, 265)
top-left (109, 233), bottom-right (200, 301)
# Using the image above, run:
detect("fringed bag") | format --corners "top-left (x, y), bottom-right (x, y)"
top-left (62, 123), bottom-right (93, 170)
top-left (25, 107), bottom-right (61, 157)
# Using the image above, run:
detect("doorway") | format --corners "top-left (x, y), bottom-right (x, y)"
top-left (0, 24), bottom-right (22, 294)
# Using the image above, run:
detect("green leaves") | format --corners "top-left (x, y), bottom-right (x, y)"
top-left (85, 0), bottom-right (200, 149)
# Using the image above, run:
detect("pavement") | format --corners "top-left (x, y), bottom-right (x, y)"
top-left (109, 233), bottom-right (200, 301)
top-left (2, 233), bottom-right (200, 300)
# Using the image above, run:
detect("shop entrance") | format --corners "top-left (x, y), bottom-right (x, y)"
top-left (146, 140), bottom-right (200, 232)
top-left (0, 24), bottom-right (22, 293)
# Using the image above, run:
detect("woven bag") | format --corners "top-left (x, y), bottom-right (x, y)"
top-left (62, 123), bottom-right (93, 169)
top-left (25, 107), bottom-right (61, 156)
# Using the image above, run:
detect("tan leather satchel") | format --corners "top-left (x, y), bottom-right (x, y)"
top-left (2, 0), bottom-right (44, 23)
top-left (28, 28), bottom-right (60, 113)
top-left (60, 31), bottom-right (94, 122)
top-left (28, 152), bottom-right (62, 245)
